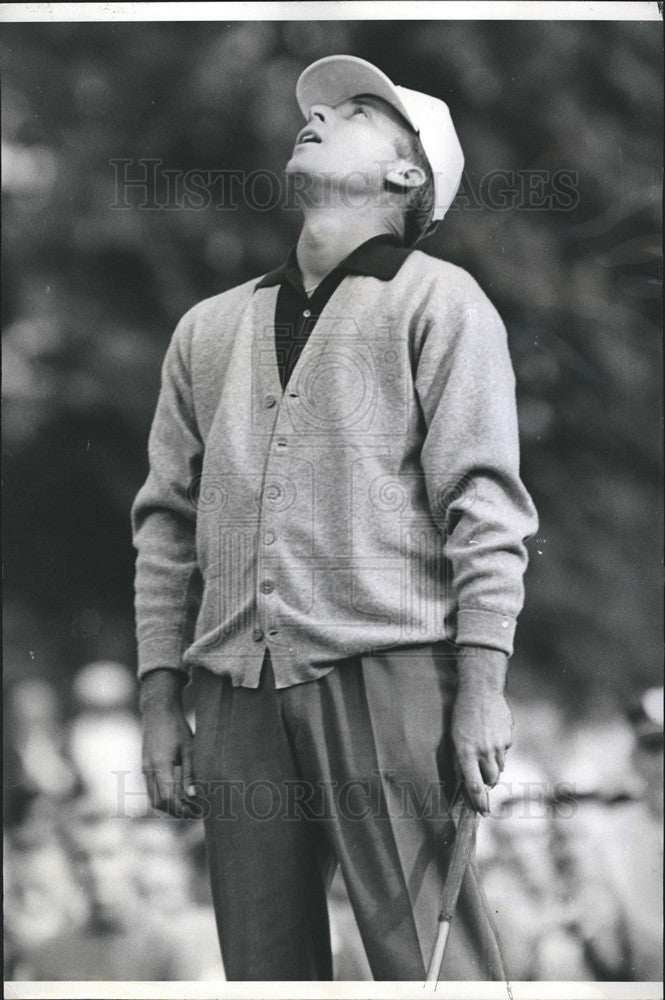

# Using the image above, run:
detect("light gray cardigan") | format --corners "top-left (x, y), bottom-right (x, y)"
top-left (131, 251), bottom-right (538, 688)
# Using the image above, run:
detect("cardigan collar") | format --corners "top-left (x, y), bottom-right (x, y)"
top-left (254, 233), bottom-right (412, 291)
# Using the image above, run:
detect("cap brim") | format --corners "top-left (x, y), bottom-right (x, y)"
top-left (296, 55), bottom-right (416, 131)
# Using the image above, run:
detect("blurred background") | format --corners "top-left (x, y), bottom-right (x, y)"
top-left (2, 17), bottom-right (663, 983)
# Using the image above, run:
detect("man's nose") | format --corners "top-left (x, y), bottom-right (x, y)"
top-left (308, 104), bottom-right (336, 124)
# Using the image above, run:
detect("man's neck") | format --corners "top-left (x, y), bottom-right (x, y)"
top-left (296, 208), bottom-right (398, 291)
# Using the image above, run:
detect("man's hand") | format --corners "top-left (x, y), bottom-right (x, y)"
top-left (139, 668), bottom-right (197, 819)
top-left (452, 645), bottom-right (513, 815)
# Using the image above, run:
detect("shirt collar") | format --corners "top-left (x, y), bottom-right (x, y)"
top-left (254, 233), bottom-right (412, 290)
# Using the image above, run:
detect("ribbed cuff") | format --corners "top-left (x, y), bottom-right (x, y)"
top-left (455, 608), bottom-right (517, 657)
top-left (136, 635), bottom-right (191, 681)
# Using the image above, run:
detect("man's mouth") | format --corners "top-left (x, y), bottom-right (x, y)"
top-left (296, 127), bottom-right (323, 146)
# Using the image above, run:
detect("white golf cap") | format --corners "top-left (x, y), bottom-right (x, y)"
top-left (296, 55), bottom-right (465, 224)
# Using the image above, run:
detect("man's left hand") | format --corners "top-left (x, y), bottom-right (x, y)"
top-left (452, 645), bottom-right (513, 815)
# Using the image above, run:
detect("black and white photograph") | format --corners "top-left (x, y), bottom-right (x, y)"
top-left (2, 2), bottom-right (663, 996)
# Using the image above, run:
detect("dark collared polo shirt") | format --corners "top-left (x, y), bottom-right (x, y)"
top-left (255, 233), bottom-right (412, 391)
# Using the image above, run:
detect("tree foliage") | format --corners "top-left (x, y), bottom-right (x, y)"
top-left (2, 20), bottom-right (662, 707)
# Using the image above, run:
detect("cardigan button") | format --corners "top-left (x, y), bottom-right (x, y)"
top-left (265, 395), bottom-right (277, 408)
top-left (252, 628), bottom-right (264, 642)
top-left (260, 580), bottom-right (274, 594)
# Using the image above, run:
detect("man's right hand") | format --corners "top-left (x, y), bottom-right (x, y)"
top-left (139, 668), bottom-right (197, 819)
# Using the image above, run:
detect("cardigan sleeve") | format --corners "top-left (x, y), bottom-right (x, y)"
top-left (413, 267), bottom-right (538, 656)
top-left (130, 310), bottom-right (203, 679)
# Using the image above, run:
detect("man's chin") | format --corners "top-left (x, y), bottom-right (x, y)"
top-left (285, 149), bottom-right (314, 175)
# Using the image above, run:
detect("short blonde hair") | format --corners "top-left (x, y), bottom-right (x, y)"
top-left (394, 127), bottom-right (436, 246)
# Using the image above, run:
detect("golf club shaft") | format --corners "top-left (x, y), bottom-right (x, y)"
top-left (426, 920), bottom-right (451, 982)
top-left (426, 797), bottom-right (479, 982)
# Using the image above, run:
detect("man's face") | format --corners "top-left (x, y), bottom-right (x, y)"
top-left (285, 94), bottom-right (411, 202)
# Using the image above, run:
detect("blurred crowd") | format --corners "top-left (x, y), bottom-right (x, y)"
top-left (3, 662), bottom-right (224, 981)
top-left (476, 688), bottom-right (663, 982)
top-left (4, 658), bottom-right (662, 982)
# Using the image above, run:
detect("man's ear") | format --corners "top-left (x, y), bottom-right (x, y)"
top-left (385, 158), bottom-right (426, 191)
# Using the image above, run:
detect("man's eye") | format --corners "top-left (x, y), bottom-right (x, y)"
top-left (352, 106), bottom-right (367, 116)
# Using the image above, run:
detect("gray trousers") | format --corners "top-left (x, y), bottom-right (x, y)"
top-left (192, 644), bottom-right (505, 981)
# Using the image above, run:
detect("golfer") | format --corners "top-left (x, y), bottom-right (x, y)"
top-left (132, 55), bottom-right (538, 981)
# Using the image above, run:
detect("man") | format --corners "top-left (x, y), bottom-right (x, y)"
top-left (132, 55), bottom-right (538, 981)
top-left (12, 802), bottom-right (186, 980)
top-left (565, 688), bottom-right (663, 982)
